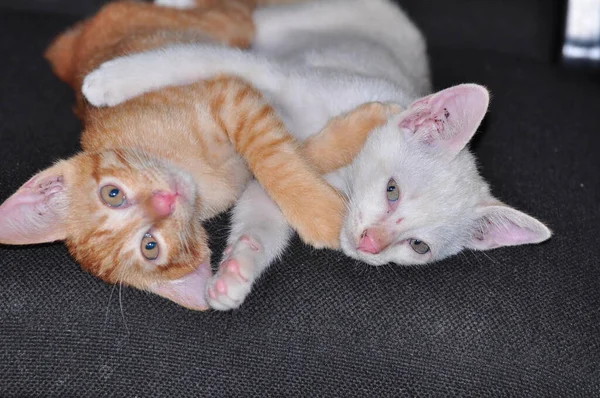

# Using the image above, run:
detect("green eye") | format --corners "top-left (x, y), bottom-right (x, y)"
top-left (410, 239), bottom-right (430, 254)
top-left (100, 185), bottom-right (126, 207)
top-left (141, 233), bottom-right (159, 260)
top-left (386, 178), bottom-right (399, 202)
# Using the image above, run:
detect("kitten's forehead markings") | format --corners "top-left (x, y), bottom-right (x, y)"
top-left (111, 149), bottom-right (130, 166)
top-left (89, 153), bottom-right (103, 184)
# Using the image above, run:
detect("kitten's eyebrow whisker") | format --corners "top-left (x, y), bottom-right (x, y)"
top-left (341, 176), bottom-right (353, 199)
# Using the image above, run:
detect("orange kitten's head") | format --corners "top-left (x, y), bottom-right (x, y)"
top-left (0, 148), bottom-right (210, 310)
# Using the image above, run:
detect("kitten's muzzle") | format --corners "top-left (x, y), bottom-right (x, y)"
top-left (149, 190), bottom-right (178, 218)
top-left (357, 227), bottom-right (391, 254)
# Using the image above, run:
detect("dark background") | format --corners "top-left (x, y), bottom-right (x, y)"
top-left (1, 0), bottom-right (599, 396)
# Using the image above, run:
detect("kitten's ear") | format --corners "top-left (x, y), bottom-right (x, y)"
top-left (399, 84), bottom-right (489, 158)
top-left (467, 203), bottom-right (552, 251)
top-left (0, 162), bottom-right (71, 245)
top-left (148, 263), bottom-right (211, 311)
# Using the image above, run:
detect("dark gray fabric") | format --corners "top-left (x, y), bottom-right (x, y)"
top-left (400, 0), bottom-right (564, 63)
top-left (0, 0), bottom-right (107, 16)
top-left (1, 3), bottom-right (599, 397)
top-left (0, 0), bottom-right (564, 62)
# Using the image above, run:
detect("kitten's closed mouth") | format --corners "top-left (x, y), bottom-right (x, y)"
top-left (170, 175), bottom-right (195, 205)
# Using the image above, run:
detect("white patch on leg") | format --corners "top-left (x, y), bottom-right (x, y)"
top-left (82, 55), bottom-right (168, 107)
top-left (154, 0), bottom-right (196, 9)
top-left (82, 59), bottom-right (140, 107)
top-left (206, 235), bottom-right (263, 311)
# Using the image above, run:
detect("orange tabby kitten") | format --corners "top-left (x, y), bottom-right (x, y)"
top-left (0, 0), bottom-right (396, 310)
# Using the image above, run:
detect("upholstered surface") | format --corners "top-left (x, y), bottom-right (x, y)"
top-left (0, 2), bottom-right (599, 396)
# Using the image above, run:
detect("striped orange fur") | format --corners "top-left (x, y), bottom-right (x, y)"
top-left (0, 0), bottom-right (399, 309)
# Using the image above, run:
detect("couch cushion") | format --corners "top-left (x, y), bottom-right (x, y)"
top-left (0, 0), bottom-right (564, 62)
top-left (0, 7), bottom-right (599, 396)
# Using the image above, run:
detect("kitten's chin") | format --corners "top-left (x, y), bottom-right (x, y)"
top-left (148, 263), bottom-right (211, 311)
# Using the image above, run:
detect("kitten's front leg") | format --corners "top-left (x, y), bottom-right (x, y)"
top-left (82, 45), bottom-right (280, 106)
top-left (303, 102), bottom-right (402, 174)
top-left (206, 181), bottom-right (293, 310)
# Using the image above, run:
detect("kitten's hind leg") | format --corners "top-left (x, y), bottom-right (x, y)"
top-left (206, 181), bottom-right (293, 310)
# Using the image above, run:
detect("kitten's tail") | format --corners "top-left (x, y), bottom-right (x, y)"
top-left (44, 20), bottom-right (87, 89)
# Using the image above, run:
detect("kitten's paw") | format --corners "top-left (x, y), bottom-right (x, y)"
top-left (380, 102), bottom-right (403, 117)
top-left (360, 101), bottom-right (403, 120)
top-left (293, 184), bottom-right (344, 250)
top-left (82, 60), bottom-right (140, 107)
top-left (206, 235), bottom-right (261, 311)
top-left (154, 0), bottom-right (196, 9)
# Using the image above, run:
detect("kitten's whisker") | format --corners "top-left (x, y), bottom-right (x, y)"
top-left (480, 250), bottom-right (502, 267)
top-left (118, 281), bottom-right (130, 335)
top-left (354, 259), bottom-right (368, 277)
top-left (386, 262), bottom-right (399, 277)
top-left (458, 250), bottom-right (474, 268)
top-left (467, 249), bottom-right (483, 267)
top-left (103, 282), bottom-right (118, 331)
top-left (116, 266), bottom-right (130, 335)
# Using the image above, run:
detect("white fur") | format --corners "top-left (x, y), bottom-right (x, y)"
top-left (153, 0), bottom-right (196, 10)
top-left (83, 0), bottom-right (551, 310)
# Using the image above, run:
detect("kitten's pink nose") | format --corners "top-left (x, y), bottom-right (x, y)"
top-left (357, 228), bottom-right (389, 254)
top-left (151, 191), bottom-right (177, 217)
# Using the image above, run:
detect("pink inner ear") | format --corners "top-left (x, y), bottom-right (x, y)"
top-left (470, 205), bottom-right (552, 250)
top-left (149, 263), bottom-right (211, 311)
top-left (399, 84), bottom-right (489, 155)
top-left (480, 221), bottom-right (545, 248)
top-left (0, 171), bottom-right (68, 245)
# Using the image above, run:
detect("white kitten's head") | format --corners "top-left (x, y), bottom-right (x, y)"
top-left (341, 84), bottom-right (551, 266)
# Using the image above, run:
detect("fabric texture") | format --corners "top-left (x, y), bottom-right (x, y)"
top-left (0, 1), bottom-right (599, 396)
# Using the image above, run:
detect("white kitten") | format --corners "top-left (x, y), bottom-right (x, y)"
top-left (83, 0), bottom-right (551, 310)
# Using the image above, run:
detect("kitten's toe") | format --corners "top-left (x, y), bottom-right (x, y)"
top-left (206, 270), bottom-right (249, 311)
top-left (82, 71), bottom-right (106, 107)
top-left (205, 236), bottom-right (260, 311)
top-left (82, 60), bottom-right (132, 107)
top-left (206, 273), bottom-right (243, 311)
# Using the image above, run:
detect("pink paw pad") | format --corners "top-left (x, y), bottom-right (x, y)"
top-left (215, 279), bottom-right (227, 294)
top-left (240, 235), bottom-right (260, 251)
top-left (223, 245), bottom-right (232, 256)
top-left (222, 259), bottom-right (247, 282)
top-left (208, 287), bottom-right (217, 300)
top-left (226, 260), bottom-right (239, 274)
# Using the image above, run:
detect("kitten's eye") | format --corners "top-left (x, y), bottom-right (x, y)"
top-left (410, 239), bottom-right (430, 254)
top-left (141, 233), bottom-right (159, 260)
top-left (386, 178), bottom-right (399, 202)
top-left (100, 185), bottom-right (126, 207)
